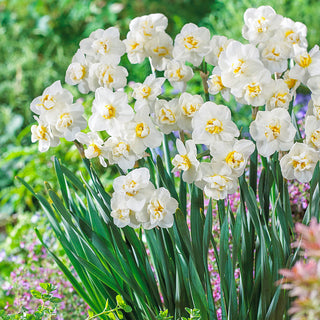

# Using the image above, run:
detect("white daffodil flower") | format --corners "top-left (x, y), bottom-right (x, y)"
top-left (177, 92), bottom-right (203, 131)
top-left (208, 67), bottom-right (230, 102)
top-left (242, 6), bottom-right (283, 44)
top-left (145, 31), bottom-right (173, 71)
top-left (75, 131), bottom-right (109, 167)
top-left (196, 161), bottom-right (238, 200)
top-left (113, 167), bottom-right (155, 214)
top-left (266, 79), bottom-right (292, 110)
top-left (279, 17), bottom-right (308, 55)
top-left (79, 27), bottom-right (126, 65)
top-left (123, 31), bottom-right (146, 64)
top-left (172, 139), bottom-right (200, 184)
top-left (289, 45), bottom-right (320, 84)
top-left (65, 49), bottom-right (91, 94)
top-left (205, 35), bottom-right (231, 67)
top-left (31, 116), bottom-right (60, 152)
top-left (249, 108), bottom-right (296, 157)
top-left (164, 59), bottom-right (194, 92)
top-left (280, 142), bottom-right (319, 183)
top-left (210, 139), bottom-right (255, 177)
top-left (30, 80), bottom-right (73, 117)
top-left (51, 102), bottom-right (87, 141)
top-left (259, 39), bottom-right (290, 74)
top-left (111, 193), bottom-right (141, 228)
top-left (88, 63), bottom-right (128, 91)
top-left (305, 116), bottom-right (320, 151)
top-left (129, 13), bottom-right (168, 40)
top-left (192, 102), bottom-right (239, 146)
top-left (283, 70), bottom-right (300, 93)
top-left (132, 74), bottom-right (165, 113)
top-left (218, 40), bottom-right (265, 89)
top-left (124, 105), bottom-right (163, 154)
top-left (104, 136), bottom-right (140, 172)
top-left (172, 23), bottom-right (211, 67)
top-left (88, 87), bottom-right (134, 135)
top-left (143, 188), bottom-right (178, 229)
top-left (154, 98), bottom-right (180, 134)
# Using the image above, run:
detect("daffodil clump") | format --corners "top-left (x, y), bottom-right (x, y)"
top-left (30, 6), bottom-right (320, 230)
top-left (27, 5), bottom-right (320, 319)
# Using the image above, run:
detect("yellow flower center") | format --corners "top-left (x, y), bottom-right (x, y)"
top-left (284, 77), bottom-right (298, 90)
top-left (140, 85), bottom-right (151, 98)
top-left (38, 94), bottom-right (56, 110)
top-left (182, 103), bottom-right (200, 117)
top-left (124, 180), bottom-right (137, 196)
top-left (257, 16), bottom-right (266, 33)
top-left (311, 129), bottom-right (320, 148)
top-left (153, 46), bottom-right (169, 57)
top-left (103, 105), bottom-right (115, 119)
top-left (38, 125), bottom-right (48, 140)
top-left (57, 113), bottom-right (73, 128)
top-left (205, 118), bottom-right (223, 134)
top-left (265, 122), bottom-right (281, 139)
top-left (232, 59), bottom-right (245, 75)
top-left (113, 142), bottom-right (130, 157)
top-left (291, 154), bottom-right (311, 171)
top-left (149, 200), bottom-right (164, 218)
top-left (247, 83), bottom-right (262, 98)
top-left (225, 151), bottom-right (244, 169)
top-left (172, 154), bottom-right (191, 171)
top-left (298, 53), bottom-right (312, 68)
top-left (89, 143), bottom-right (101, 156)
top-left (135, 122), bottom-right (150, 138)
top-left (159, 107), bottom-right (176, 124)
top-left (175, 68), bottom-right (184, 80)
top-left (210, 75), bottom-right (224, 91)
top-left (131, 42), bottom-right (139, 50)
top-left (184, 36), bottom-right (199, 50)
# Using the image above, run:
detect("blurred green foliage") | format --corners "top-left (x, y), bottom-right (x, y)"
top-left (1, 0), bottom-right (320, 218)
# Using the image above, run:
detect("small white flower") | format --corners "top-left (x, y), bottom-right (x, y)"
top-left (208, 67), bottom-right (230, 101)
top-left (218, 40), bottom-right (265, 89)
top-left (88, 87), bottom-right (134, 135)
top-left (154, 98), bottom-right (180, 134)
top-left (65, 49), bottom-right (90, 94)
top-left (280, 142), bottom-right (319, 182)
top-left (259, 39), bottom-right (290, 73)
top-left (164, 59), bottom-right (194, 92)
top-left (125, 105), bottom-right (163, 154)
top-left (89, 63), bottom-right (128, 91)
top-left (192, 102), bottom-right (239, 146)
top-left (249, 108), bottom-right (296, 157)
top-left (31, 117), bottom-right (60, 152)
top-left (129, 13), bottom-right (168, 39)
top-left (30, 81), bottom-right (73, 117)
top-left (266, 79), bottom-right (292, 110)
top-left (145, 31), bottom-right (173, 71)
top-left (210, 139), bottom-right (255, 177)
top-left (132, 74), bottom-right (165, 112)
top-left (76, 131), bottom-right (109, 167)
top-left (123, 31), bottom-right (146, 64)
top-left (242, 6), bottom-right (283, 44)
top-left (143, 188), bottom-right (178, 229)
top-left (289, 45), bottom-right (320, 84)
top-left (172, 139), bottom-right (200, 184)
top-left (205, 35), bottom-right (231, 66)
top-left (173, 23), bottom-right (211, 67)
top-left (177, 92), bottom-right (203, 131)
top-left (113, 167), bottom-right (155, 214)
top-left (80, 27), bottom-right (126, 65)
top-left (196, 161), bottom-right (238, 200)
top-left (104, 136), bottom-right (140, 172)
top-left (279, 18), bottom-right (308, 54)
top-left (305, 115), bottom-right (320, 150)
top-left (52, 102), bottom-right (87, 141)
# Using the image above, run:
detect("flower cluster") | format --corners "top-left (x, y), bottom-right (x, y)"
top-left (111, 168), bottom-right (178, 229)
top-left (279, 218), bottom-right (320, 319)
top-left (30, 6), bottom-right (320, 227)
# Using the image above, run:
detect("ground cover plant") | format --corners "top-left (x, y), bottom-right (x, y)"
top-left (3, 3), bottom-right (320, 320)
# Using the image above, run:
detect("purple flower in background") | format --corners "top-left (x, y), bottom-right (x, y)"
top-left (294, 93), bottom-right (310, 121)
